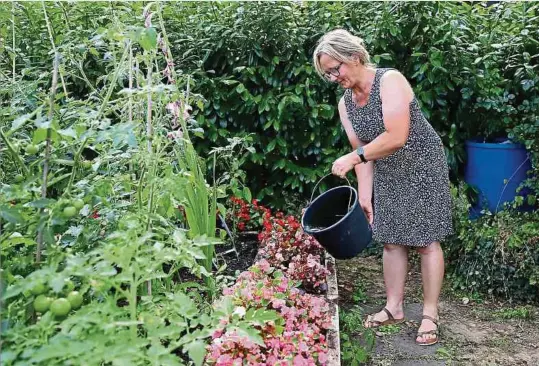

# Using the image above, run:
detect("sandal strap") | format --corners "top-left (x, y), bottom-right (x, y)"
top-left (417, 329), bottom-right (438, 336)
top-left (422, 314), bottom-right (439, 325)
top-left (382, 307), bottom-right (395, 320)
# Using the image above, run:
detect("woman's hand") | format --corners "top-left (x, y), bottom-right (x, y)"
top-left (359, 199), bottom-right (374, 225)
top-left (332, 152), bottom-right (360, 178)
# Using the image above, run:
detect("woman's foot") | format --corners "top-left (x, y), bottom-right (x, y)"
top-left (364, 306), bottom-right (404, 328)
top-left (416, 314), bottom-right (439, 345)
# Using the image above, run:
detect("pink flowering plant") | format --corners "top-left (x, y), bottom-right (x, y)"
top-left (257, 212), bottom-right (330, 293)
top-left (206, 260), bottom-right (332, 365)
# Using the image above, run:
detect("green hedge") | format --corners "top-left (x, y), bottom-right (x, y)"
top-left (164, 1), bottom-right (538, 207)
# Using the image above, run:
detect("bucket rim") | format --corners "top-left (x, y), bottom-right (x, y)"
top-left (301, 185), bottom-right (359, 234)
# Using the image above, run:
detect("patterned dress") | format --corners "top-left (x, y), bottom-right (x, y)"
top-left (343, 68), bottom-right (453, 247)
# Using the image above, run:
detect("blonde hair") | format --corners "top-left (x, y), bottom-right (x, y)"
top-left (313, 29), bottom-right (373, 78)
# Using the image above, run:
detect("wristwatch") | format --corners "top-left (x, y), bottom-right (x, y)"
top-left (356, 146), bottom-right (368, 163)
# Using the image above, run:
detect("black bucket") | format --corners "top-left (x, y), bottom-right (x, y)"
top-left (301, 175), bottom-right (372, 259)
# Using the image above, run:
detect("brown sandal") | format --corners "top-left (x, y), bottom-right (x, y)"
top-left (364, 307), bottom-right (405, 328)
top-left (416, 315), bottom-right (440, 346)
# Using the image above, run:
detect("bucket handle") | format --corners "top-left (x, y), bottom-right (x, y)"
top-left (309, 173), bottom-right (354, 211)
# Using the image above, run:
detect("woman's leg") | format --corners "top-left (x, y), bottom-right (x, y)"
top-left (365, 243), bottom-right (408, 327)
top-left (416, 241), bottom-right (444, 343)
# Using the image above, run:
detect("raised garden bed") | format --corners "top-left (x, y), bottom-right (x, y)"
top-left (206, 202), bottom-right (341, 365)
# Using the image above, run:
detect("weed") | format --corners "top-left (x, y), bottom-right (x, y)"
top-left (377, 323), bottom-right (401, 336)
top-left (493, 306), bottom-right (532, 320)
top-left (352, 282), bottom-right (368, 303)
top-left (340, 306), bottom-right (375, 365)
top-left (436, 346), bottom-right (455, 360)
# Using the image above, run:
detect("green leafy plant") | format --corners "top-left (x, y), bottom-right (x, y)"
top-left (493, 306), bottom-right (533, 320)
top-left (377, 323), bottom-right (401, 336)
top-left (0, 3), bottom-right (248, 365)
top-left (352, 282), bottom-right (369, 304)
top-left (340, 306), bottom-right (375, 365)
top-left (445, 183), bottom-right (539, 302)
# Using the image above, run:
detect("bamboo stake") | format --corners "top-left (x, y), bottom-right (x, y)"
top-left (12, 1), bottom-right (15, 84)
top-left (128, 44), bottom-right (133, 123)
top-left (41, 1), bottom-right (68, 98)
top-left (135, 57), bottom-right (141, 121)
top-left (145, 53), bottom-right (153, 297)
top-left (146, 59), bottom-right (153, 154)
top-left (36, 52), bottom-right (59, 264)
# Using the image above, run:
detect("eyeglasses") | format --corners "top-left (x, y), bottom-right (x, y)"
top-left (324, 62), bottom-right (343, 81)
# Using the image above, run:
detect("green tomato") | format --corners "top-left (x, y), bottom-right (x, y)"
top-left (30, 282), bottom-right (47, 296)
top-left (81, 160), bottom-right (92, 169)
top-left (63, 206), bottom-right (77, 218)
top-left (11, 142), bottom-right (20, 153)
top-left (33, 295), bottom-right (52, 313)
top-left (72, 199), bottom-right (85, 210)
top-left (64, 279), bottom-right (75, 293)
top-left (50, 298), bottom-right (71, 317)
top-left (14, 174), bottom-right (24, 183)
top-left (25, 144), bottom-right (39, 155)
top-left (67, 291), bottom-right (83, 309)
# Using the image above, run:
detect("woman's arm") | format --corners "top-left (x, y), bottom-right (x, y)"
top-left (361, 70), bottom-right (413, 161)
top-left (332, 70), bottom-right (413, 178)
top-left (338, 98), bottom-right (373, 205)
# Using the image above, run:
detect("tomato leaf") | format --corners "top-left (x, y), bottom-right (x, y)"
top-left (0, 205), bottom-right (24, 224)
top-left (140, 27), bottom-right (157, 51)
top-left (185, 340), bottom-right (207, 366)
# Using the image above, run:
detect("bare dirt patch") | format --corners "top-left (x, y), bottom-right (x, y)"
top-left (337, 254), bottom-right (539, 365)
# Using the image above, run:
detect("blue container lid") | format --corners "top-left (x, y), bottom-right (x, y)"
top-left (465, 138), bottom-right (526, 150)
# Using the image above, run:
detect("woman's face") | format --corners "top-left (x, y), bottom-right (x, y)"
top-left (318, 53), bottom-right (356, 88)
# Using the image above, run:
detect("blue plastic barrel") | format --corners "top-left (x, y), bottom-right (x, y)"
top-left (464, 139), bottom-right (532, 217)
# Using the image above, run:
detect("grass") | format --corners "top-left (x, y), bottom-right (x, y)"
top-left (352, 281), bottom-right (369, 303)
top-left (377, 323), bottom-right (401, 336)
top-left (493, 306), bottom-right (533, 320)
top-left (340, 306), bottom-right (375, 365)
top-left (435, 345), bottom-right (456, 361)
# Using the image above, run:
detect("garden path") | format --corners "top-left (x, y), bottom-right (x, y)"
top-left (337, 255), bottom-right (539, 365)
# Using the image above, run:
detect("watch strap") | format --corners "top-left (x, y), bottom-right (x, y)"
top-left (356, 146), bottom-right (368, 163)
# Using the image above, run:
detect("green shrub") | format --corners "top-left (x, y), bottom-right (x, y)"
top-left (445, 184), bottom-right (539, 303)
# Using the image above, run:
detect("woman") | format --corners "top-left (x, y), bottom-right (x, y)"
top-left (313, 29), bottom-right (453, 346)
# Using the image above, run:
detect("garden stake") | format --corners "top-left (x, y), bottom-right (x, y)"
top-left (36, 51), bottom-right (59, 264)
top-left (11, 1), bottom-right (15, 84)
top-left (41, 2), bottom-right (68, 98)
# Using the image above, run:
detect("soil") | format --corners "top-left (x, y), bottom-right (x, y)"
top-left (336, 253), bottom-right (539, 366)
top-left (174, 231), bottom-right (259, 284)
top-left (215, 231), bottom-right (260, 276)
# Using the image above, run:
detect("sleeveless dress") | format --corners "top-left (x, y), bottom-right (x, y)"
top-left (343, 68), bottom-right (453, 247)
